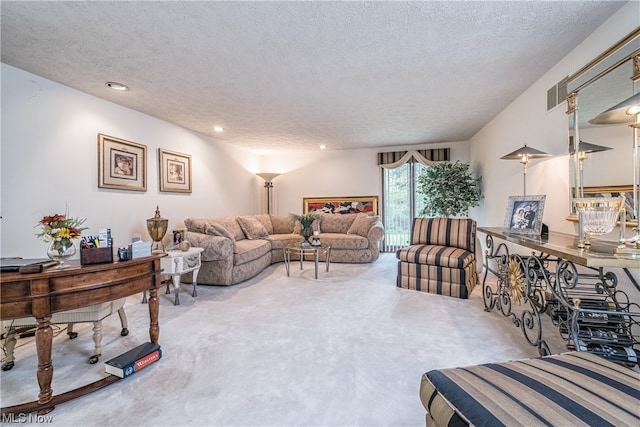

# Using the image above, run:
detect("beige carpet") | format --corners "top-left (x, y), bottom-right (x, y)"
top-left (1, 253), bottom-right (565, 426)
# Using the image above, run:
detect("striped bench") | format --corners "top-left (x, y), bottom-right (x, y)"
top-left (420, 352), bottom-right (640, 427)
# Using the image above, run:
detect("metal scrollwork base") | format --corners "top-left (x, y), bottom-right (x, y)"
top-left (482, 233), bottom-right (639, 364)
top-left (483, 234), bottom-right (554, 356)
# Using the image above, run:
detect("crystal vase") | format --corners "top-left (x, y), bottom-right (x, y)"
top-left (47, 240), bottom-right (76, 268)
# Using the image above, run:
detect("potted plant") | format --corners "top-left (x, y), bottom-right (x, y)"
top-left (290, 213), bottom-right (323, 245)
top-left (416, 161), bottom-right (482, 217)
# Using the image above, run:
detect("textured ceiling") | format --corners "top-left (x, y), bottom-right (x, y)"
top-left (0, 1), bottom-right (627, 153)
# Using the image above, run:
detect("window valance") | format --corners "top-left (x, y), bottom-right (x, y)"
top-left (377, 148), bottom-right (449, 169)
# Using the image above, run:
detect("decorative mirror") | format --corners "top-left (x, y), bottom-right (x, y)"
top-left (566, 27), bottom-right (640, 234)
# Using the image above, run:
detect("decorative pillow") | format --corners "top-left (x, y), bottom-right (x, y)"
top-left (237, 216), bottom-right (269, 240)
top-left (253, 214), bottom-right (274, 234)
top-left (184, 218), bottom-right (212, 234)
top-left (205, 223), bottom-right (238, 253)
top-left (347, 214), bottom-right (379, 237)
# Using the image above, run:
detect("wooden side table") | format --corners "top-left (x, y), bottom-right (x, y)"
top-left (161, 247), bottom-right (204, 305)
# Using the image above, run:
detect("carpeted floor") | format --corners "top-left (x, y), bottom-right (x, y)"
top-left (1, 253), bottom-right (565, 426)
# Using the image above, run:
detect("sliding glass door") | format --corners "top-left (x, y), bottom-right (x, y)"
top-left (382, 161), bottom-right (426, 252)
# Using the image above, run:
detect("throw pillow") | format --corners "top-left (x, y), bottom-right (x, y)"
top-left (205, 223), bottom-right (238, 253)
top-left (237, 216), bottom-right (269, 240)
top-left (347, 213), bottom-right (379, 237)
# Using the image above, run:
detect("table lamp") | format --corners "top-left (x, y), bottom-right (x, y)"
top-left (146, 206), bottom-right (168, 253)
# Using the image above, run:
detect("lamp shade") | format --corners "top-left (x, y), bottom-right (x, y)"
top-left (588, 92), bottom-right (640, 125)
top-left (256, 172), bottom-right (280, 183)
top-left (500, 144), bottom-right (551, 163)
top-left (570, 140), bottom-right (613, 155)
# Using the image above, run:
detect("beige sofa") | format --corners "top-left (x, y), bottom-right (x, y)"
top-left (184, 213), bottom-right (384, 286)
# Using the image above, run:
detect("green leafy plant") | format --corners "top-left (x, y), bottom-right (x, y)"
top-left (290, 213), bottom-right (323, 239)
top-left (416, 161), bottom-right (482, 217)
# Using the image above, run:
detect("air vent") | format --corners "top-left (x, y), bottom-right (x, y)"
top-left (547, 77), bottom-right (568, 111)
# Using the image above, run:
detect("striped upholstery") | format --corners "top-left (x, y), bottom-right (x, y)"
top-left (420, 352), bottom-right (640, 427)
top-left (410, 217), bottom-right (476, 251)
top-left (396, 218), bottom-right (478, 299)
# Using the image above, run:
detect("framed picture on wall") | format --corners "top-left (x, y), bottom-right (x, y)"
top-left (159, 149), bottom-right (192, 193)
top-left (98, 134), bottom-right (147, 192)
top-left (503, 195), bottom-right (546, 235)
top-left (303, 196), bottom-right (378, 215)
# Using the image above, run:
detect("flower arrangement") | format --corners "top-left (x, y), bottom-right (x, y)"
top-left (290, 213), bottom-right (323, 239)
top-left (36, 213), bottom-right (87, 253)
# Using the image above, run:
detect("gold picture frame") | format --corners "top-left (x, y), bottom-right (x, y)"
top-left (159, 148), bottom-right (192, 193)
top-left (303, 196), bottom-right (378, 215)
top-left (98, 134), bottom-right (147, 192)
top-left (568, 185), bottom-right (636, 225)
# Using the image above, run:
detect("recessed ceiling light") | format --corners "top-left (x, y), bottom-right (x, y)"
top-left (320, 145), bottom-right (327, 150)
top-left (214, 126), bottom-right (224, 132)
top-left (105, 82), bottom-right (129, 91)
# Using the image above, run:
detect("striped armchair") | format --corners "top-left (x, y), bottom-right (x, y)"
top-left (396, 217), bottom-right (478, 299)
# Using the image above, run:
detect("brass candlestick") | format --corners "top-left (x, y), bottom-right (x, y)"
top-left (146, 206), bottom-right (168, 253)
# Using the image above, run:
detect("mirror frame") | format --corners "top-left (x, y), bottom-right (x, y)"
top-left (565, 27), bottom-right (640, 226)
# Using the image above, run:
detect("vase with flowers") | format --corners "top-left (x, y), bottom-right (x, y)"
top-left (290, 213), bottom-right (323, 247)
top-left (36, 212), bottom-right (87, 268)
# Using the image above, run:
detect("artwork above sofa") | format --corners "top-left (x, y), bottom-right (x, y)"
top-left (184, 213), bottom-right (384, 286)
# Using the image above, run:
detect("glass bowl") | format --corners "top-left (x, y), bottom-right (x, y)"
top-left (573, 197), bottom-right (624, 235)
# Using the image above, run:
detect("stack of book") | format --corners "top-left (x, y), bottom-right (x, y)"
top-left (105, 342), bottom-right (162, 378)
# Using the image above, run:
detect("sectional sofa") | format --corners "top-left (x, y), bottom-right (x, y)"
top-left (184, 213), bottom-right (384, 286)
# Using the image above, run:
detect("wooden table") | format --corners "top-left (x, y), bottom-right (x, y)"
top-left (0, 255), bottom-right (163, 415)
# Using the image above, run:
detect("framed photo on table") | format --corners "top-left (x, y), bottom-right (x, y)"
top-left (503, 195), bottom-right (546, 235)
top-left (98, 134), bottom-right (147, 192)
top-left (303, 196), bottom-right (378, 215)
top-left (159, 149), bottom-right (192, 193)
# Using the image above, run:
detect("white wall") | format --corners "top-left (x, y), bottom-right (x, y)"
top-left (469, 2), bottom-right (639, 291)
top-left (0, 64), bottom-right (469, 259)
top-left (470, 1), bottom-right (639, 233)
top-left (260, 141), bottom-right (469, 215)
top-left (1, 64), bottom-right (261, 257)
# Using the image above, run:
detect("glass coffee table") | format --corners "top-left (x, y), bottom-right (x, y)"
top-left (283, 243), bottom-right (331, 279)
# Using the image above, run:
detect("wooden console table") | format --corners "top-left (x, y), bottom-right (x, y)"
top-left (477, 227), bottom-right (639, 362)
top-left (0, 255), bottom-right (163, 415)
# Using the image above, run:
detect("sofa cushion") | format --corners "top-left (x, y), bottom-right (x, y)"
top-left (266, 233), bottom-right (303, 250)
top-left (319, 214), bottom-right (357, 234)
top-left (204, 223), bottom-right (238, 253)
top-left (237, 216), bottom-right (269, 240)
top-left (270, 215), bottom-right (298, 234)
top-left (396, 245), bottom-right (474, 269)
top-left (234, 239), bottom-right (271, 266)
top-left (215, 216), bottom-right (246, 241)
top-left (347, 213), bottom-right (379, 237)
top-left (253, 214), bottom-right (274, 234)
top-left (316, 233), bottom-right (369, 250)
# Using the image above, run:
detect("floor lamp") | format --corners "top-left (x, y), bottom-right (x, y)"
top-left (500, 144), bottom-right (551, 197)
top-left (256, 173), bottom-right (280, 214)
top-left (590, 92), bottom-right (640, 245)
